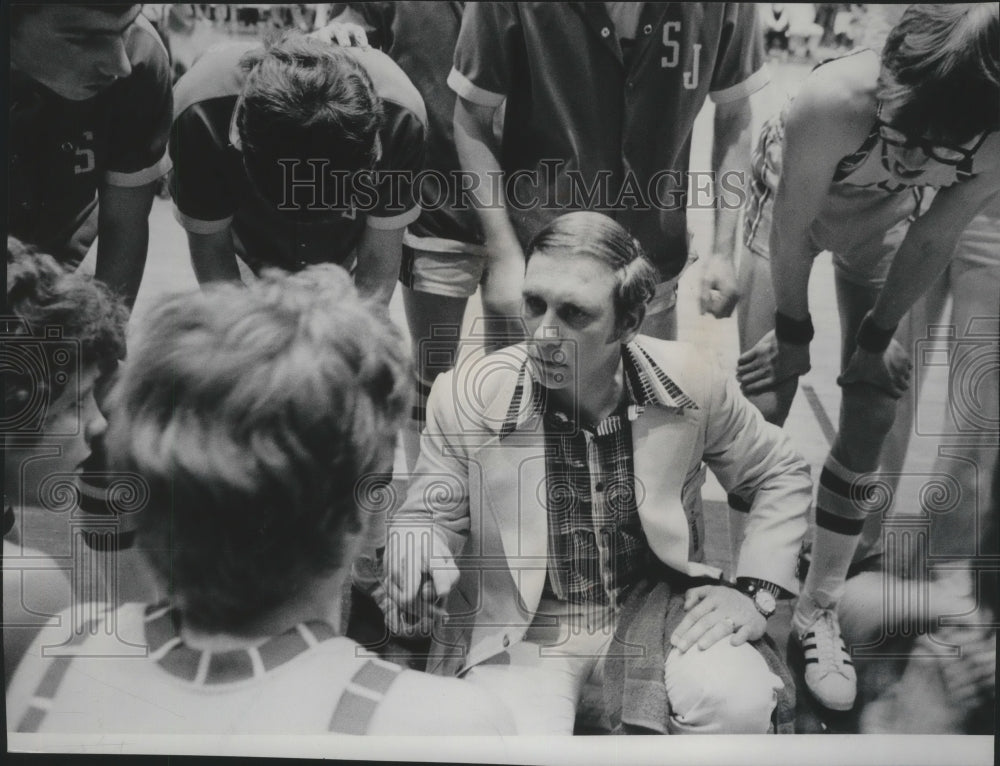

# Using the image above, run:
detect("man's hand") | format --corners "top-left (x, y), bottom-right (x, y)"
top-left (481, 242), bottom-right (525, 320)
top-left (309, 21), bottom-right (369, 47)
top-left (699, 252), bottom-right (740, 318)
top-left (670, 585), bottom-right (765, 653)
top-left (737, 330), bottom-right (811, 393)
top-left (838, 339), bottom-right (912, 399)
top-left (384, 525), bottom-right (458, 635)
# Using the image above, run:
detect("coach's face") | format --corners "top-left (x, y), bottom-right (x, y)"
top-left (11, 5), bottom-right (140, 100)
top-left (521, 249), bottom-right (636, 400)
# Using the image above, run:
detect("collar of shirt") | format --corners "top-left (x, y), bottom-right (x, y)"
top-left (498, 341), bottom-right (699, 440)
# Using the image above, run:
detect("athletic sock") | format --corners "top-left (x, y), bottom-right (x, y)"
top-left (796, 455), bottom-right (873, 627)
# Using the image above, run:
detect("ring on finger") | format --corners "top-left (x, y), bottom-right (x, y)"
top-left (723, 616), bottom-right (737, 633)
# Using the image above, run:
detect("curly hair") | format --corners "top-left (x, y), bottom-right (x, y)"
top-left (106, 264), bottom-right (411, 633)
top-left (879, 4), bottom-right (999, 142)
top-left (237, 32), bottom-right (385, 213)
top-left (4, 237), bottom-right (127, 423)
top-left (526, 212), bottom-right (659, 336)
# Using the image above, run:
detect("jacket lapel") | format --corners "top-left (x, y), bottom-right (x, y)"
top-left (631, 403), bottom-right (701, 569)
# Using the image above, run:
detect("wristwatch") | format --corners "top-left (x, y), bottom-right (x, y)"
top-left (735, 578), bottom-right (781, 619)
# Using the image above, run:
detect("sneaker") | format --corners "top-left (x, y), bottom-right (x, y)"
top-left (796, 609), bottom-right (857, 711)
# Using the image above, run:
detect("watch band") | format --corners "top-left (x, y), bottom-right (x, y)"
top-left (735, 577), bottom-right (782, 599)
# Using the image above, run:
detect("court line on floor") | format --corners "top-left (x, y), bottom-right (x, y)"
top-left (800, 383), bottom-right (836, 447)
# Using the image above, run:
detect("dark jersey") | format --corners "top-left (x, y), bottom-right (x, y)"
top-left (352, 1), bottom-right (483, 248)
top-left (169, 42), bottom-right (426, 271)
top-left (8, 14), bottom-right (172, 266)
top-left (449, 2), bottom-right (767, 279)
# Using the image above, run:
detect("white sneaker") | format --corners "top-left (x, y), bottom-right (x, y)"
top-left (795, 608), bottom-right (857, 711)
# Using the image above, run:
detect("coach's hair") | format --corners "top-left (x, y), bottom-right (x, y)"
top-left (878, 4), bottom-right (999, 142)
top-left (525, 212), bottom-right (658, 336)
top-left (237, 33), bottom-right (385, 211)
top-left (5, 237), bottom-right (127, 420)
top-left (106, 265), bottom-right (411, 633)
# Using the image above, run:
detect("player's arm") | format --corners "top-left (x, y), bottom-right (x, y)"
top-left (449, 2), bottom-right (524, 320)
top-left (842, 159), bottom-right (1000, 395)
top-left (95, 182), bottom-right (157, 308)
top-left (98, 16), bottom-right (173, 308)
top-left (872, 163), bottom-right (1000, 330)
top-left (354, 224), bottom-right (403, 304)
top-left (453, 96), bottom-right (525, 318)
top-left (737, 73), bottom-right (869, 393)
top-left (187, 227), bottom-right (241, 284)
top-left (700, 96), bottom-right (753, 318)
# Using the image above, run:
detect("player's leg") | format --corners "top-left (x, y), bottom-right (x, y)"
top-left (927, 196), bottom-right (1000, 562)
top-left (737, 245), bottom-right (800, 427)
top-left (730, 177), bottom-right (800, 558)
top-left (399, 244), bottom-right (484, 471)
top-left (792, 273), bottom-right (891, 711)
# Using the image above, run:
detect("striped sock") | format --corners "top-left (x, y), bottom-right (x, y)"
top-left (76, 439), bottom-right (137, 551)
top-left (410, 374), bottom-right (434, 428)
top-left (799, 455), bottom-right (873, 614)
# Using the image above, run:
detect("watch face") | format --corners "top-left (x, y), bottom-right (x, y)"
top-left (754, 590), bottom-right (777, 616)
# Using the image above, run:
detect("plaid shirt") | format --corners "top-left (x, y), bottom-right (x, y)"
top-left (498, 344), bottom-right (699, 607)
top-left (541, 399), bottom-right (648, 606)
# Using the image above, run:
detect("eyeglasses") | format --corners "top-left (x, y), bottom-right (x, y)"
top-left (877, 122), bottom-right (992, 166)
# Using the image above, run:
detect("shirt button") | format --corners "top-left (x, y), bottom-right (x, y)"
top-left (600, 27), bottom-right (611, 38)
top-left (502, 635), bottom-right (510, 648)
top-left (643, 24), bottom-right (653, 34)
top-left (595, 482), bottom-right (605, 492)
top-left (60, 141), bottom-right (74, 153)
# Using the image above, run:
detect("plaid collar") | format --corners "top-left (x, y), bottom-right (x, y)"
top-left (499, 341), bottom-right (698, 440)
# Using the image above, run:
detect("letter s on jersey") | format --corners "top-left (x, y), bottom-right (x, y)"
top-left (661, 22), bottom-right (700, 89)
top-left (74, 131), bottom-right (96, 175)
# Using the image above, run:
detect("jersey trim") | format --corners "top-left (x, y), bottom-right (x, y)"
top-left (173, 206), bottom-right (233, 235)
top-left (402, 231), bottom-right (487, 256)
top-left (710, 64), bottom-right (770, 104)
top-left (366, 206), bottom-right (422, 231)
top-left (104, 154), bottom-right (171, 188)
top-left (446, 68), bottom-right (506, 108)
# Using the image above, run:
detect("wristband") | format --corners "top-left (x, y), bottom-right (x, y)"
top-left (774, 311), bottom-right (814, 345)
top-left (856, 312), bottom-right (897, 354)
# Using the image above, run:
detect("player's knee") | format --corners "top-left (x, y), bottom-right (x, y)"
top-left (841, 384), bottom-right (897, 437)
top-left (665, 642), bottom-right (779, 733)
top-left (746, 386), bottom-right (794, 427)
